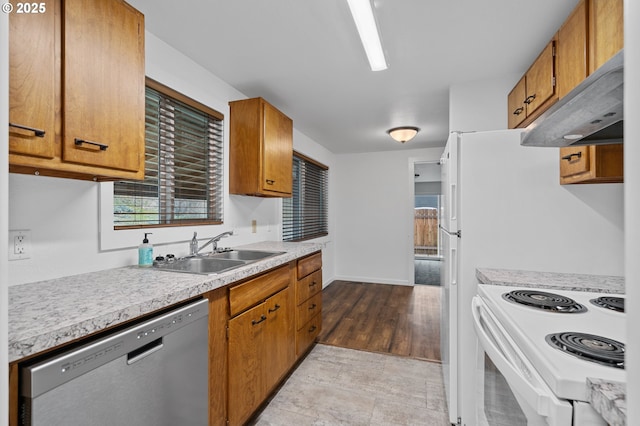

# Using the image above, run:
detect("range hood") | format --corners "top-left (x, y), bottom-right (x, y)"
top-left (521, 49), bottom-right (623, 147)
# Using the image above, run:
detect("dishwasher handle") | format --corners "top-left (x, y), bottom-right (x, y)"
top-left (127, 338), bottom-right (164, 365)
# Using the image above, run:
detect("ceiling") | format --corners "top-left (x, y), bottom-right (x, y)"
top-left (127, 0), bottom-right (579, 154)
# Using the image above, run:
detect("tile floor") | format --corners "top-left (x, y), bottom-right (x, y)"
top-left (415, 258), bottom-right (442, 285)
top-left (249, 344), bottom-right (450, 426)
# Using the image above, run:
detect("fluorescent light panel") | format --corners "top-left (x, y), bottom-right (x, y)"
top-left (347, 0), bottom-right (387, 71)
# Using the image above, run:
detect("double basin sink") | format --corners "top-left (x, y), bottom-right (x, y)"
top-left (153, 250), bottom-right (285, 275)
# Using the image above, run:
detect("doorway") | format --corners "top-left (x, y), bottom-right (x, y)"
top-left (413, 162), bottom-right (442, 285)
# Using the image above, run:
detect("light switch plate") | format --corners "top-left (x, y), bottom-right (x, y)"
top-left (9, 229), bottom-right (31, 260)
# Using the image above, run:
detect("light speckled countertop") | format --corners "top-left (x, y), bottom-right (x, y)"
top-left (477, 267), bottom-right (626, 425)
top-left (476, 268), bottom-right (624, 294)
top-left (9, 241), bottom-right (321, 363)
top-left (587, 379), bottom-right (626, 426)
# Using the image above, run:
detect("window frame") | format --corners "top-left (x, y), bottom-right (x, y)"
top-left (282, 151), bottom-right (329, 242)
top-left (113, 78), bottom-right (224, 230)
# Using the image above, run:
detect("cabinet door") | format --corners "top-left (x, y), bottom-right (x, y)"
top-left (9, 0), bottom-right (56, 159)
top-left (264, 288), bottom-right (295, 390)
top-left (507, 77), bottom-right (526, 129)
top-left (557, 0), bottom-right (588, 98)
top-left (262, 102), bottom-right (293, 194)
top-left (525, 41), bottom-right (556, 116)
top-left (560, 145), bottom-right (623, 184)
top-left (63, 0), bottom-right (144, 173)
top-left (589, 0), bottom-right (623, 72)
top-left (228, 303), bottom-right (266, 426)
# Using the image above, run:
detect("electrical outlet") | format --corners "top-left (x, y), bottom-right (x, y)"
top-left (9, 229), bottom-right (32, 260)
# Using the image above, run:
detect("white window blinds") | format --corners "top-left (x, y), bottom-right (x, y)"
top-left (282, 152), bottom-right (328, 241)
top-left (114, 83), bottom-right (224, 228)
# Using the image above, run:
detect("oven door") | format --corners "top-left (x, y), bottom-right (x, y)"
top-left (471, 297), bottom-right (573, 426)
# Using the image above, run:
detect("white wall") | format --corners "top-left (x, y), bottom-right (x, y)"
top-left (8, 32), bottom-right (336, 286)
top-left (625, 0), bottom-right (639, 422)
top-left (449, 73), bottom-right (522, 132)
top-left (333, 147), bottom-right (444, 285)
top-left (1, 10), bottom-right (9, 425)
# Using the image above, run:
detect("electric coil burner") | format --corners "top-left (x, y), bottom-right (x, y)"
top-left (590, 296), bottom-right (625, 313)
top-left (502, 289), bottom-right (587, 313)
top-left (545, 332), bottom-right (625, 369)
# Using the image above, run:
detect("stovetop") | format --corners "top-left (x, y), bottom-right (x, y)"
top-left (478, 284), bottom-right (627, 402)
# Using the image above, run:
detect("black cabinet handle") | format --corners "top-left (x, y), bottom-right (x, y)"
top-left (309, 281), bottom-right (317, 287)
top-left (75, 138), bottom-right (108, 151)
top-left (265, 179), bottom-right (275, 185)
top-left (512, 107), bottom-right (524, 116)
top-left (9, 123), bottom-right (46, 137)
top-left (251, 315), bottom-right (267, 326)
top-left (523, 94), bottom-right (536, 105)
top-left (561, 152), bottom-right (582, 161)
top-left (268, 304), bottom-right (280, 313)
top-left (308, 303), bottom-right (317, 310)
top-left (308, 325), bottom-right (317, 333)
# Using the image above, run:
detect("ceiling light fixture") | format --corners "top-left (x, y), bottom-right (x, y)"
top-left (387, 126), bottom-right (420, 143)
top-left (346, 0), bottom-right (387, 71)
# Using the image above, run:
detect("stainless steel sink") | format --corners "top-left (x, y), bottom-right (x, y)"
top-left (153, 250), bottom-right (284, 275)
top-left (211, 249), bottom-right (282, 262)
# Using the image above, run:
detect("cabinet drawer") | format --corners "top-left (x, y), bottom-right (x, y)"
top-left (229, 265), bottom-right (290, 317)
top-left (297, 252), bottom-right (322, 279)
top-left (560, 147), bottom-right (591, 177)
top-left (296, 292), bottom-right (322, 331)
top-left (296, 314), bottom-right (321, 356)
top-left (295, 269), bottom-right (322, 305)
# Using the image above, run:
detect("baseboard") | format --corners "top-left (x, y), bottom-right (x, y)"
top-left (331, 275), bottom-right (411, 286)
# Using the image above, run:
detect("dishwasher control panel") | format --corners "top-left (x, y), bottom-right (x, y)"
top-left (20, 298), bottom-right (209, 399)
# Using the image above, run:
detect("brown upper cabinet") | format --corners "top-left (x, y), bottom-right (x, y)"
top-left (9, 0), bottom-right (145, 181)
top-left (556, 0), bottom-right (589, 99)
top-left (557, 0), bottom-right (623, 98)
top-left (229, 97), bottom-right (293, 197)
top-left (507, 41), bottom-right (557, 129)
top-left (508, 0), bottom-right (623, 126)
top-left (589, 0), bottom-right (624, 73)
top-left (557, 0), bottom-right (623, 184)
top-left (508, 0), bottom-right (624, 185)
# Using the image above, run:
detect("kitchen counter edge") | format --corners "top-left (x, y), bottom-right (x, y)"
top-left (8, 241), bottom-right (322, 363)
top-left (476, 268), bottom-right (624, 294)
top-left (587, 378), bottom-right (626, 426)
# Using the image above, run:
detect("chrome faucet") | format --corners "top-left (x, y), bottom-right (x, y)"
top-left (190, 230), bottom-right (234, 256)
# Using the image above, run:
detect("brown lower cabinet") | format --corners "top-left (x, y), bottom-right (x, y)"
top-left (8, 253), bottom-right (323, 426)
top-left (225, 263), bottom-right (294, 425)
top-left (228, 285), bottom-right (294, 425)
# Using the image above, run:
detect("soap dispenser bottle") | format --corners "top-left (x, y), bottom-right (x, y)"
top-left (138, 233), bottom-right (154, 266)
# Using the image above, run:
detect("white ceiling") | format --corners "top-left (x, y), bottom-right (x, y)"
top-left (127, 0), bottom-right (579, 154)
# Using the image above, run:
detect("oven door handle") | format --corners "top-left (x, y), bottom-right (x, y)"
top-left (472, 297), bottom-right (573, 423)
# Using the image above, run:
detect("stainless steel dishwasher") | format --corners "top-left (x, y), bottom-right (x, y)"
top-left (19, 298), bottom-right (209, 426)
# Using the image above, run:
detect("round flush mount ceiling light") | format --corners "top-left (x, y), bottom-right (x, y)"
top-left (387, 126), bottom-right (420, 143)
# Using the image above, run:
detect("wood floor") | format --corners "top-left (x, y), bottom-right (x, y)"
top-left (317, 280), bottom-right (442, 362)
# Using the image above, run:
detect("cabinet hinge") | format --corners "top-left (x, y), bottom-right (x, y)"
top-left (552, 76), bottom-right (556, 87)
top-left (226, 325), bottom-right (229, 340)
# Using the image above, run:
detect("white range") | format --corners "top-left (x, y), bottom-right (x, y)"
top-left (474, 283), bottom-right (625, 425)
